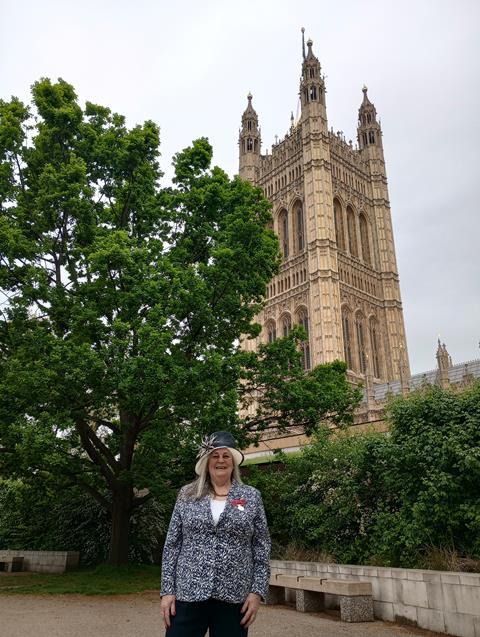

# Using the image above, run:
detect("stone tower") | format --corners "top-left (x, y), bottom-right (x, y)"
top-left (239, 31), bottom-right (409, 383)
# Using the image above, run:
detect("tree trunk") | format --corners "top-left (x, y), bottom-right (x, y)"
top-left (109, 484), bottom-right (133, 565)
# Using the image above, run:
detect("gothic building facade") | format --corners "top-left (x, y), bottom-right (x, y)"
top-left (239, 32), bottom-right (410, 384)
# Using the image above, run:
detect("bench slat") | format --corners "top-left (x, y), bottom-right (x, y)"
top-left (300, 577), bottom-right (372, 596)
top-left (269, 574), bottom-right (372, 596)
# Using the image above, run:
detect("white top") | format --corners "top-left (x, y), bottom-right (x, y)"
top-left (210, 498), bottom-right (227, 525)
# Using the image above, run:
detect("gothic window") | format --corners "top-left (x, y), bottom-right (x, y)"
top-left (333, 198), bottom-right (346, 251)
top-left (278, 209), bottom-right (289, 259)
top-left (247, 121), bottom-right (252, 131)
top-left (247, 138), bottom-right (253, 151)
top-left (309, 86), bottom-right (317, 100)
top-left (266, 320), bottom-right (276, 344)
top-left (355, 313), bottom-right (367, 374)
top-left (359, 213), bottom-right (371, 266)
top-left (282, 314), bottom-right (292, 338)
top-left (347, 206), bottom-right (358, 257)
top-left (294, 202), bottom-right (305, 252)
top-left (363, 132), bottom-right (367, 146)
top-left (309, 68), bottom-right (315, 78)
top-left (369, 131), bottom-right (375, 144)
top-left (369, 318), bottom-right (381, 378)
top-left (367, 114), bottom-right (371, 123)
top-left (297, 308), bottom-right (311, 371)
top-left (342, 308), bottom-right (354, 371)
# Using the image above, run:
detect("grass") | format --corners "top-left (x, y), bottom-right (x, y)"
top-left (419, 547), bottom-right (480, 573)
top-left (0, 563), bottom-right (161, 595)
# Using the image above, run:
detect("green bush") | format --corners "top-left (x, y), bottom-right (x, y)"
top-left (248, 382), bottom-right (480, 569)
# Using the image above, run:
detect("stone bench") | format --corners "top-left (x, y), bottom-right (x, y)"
top-left (0, 556), bottom-right (24, 573)
top-left (267, 573), bottom-right (374, 622)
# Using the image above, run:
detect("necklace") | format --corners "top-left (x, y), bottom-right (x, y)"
top-left (212, 487), bottom-right (230, 497)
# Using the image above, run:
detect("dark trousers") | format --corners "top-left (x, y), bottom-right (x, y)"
top-left (165, 598), bottom-right (248, 637)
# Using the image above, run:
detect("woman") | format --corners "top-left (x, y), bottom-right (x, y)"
top-left (160, 431), bottom-right (271, 636)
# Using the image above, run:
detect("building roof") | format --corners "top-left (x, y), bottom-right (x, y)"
top-left (366, 358), bottom-right (480, 402)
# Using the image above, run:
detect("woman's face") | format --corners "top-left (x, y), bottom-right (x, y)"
top-left (208, 448), bottom-right (234, 482)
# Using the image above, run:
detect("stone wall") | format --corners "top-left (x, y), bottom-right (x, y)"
top-left (0, 550), bottom-right (79, 573)
top-left (271, 560), bottom-right (480, 637)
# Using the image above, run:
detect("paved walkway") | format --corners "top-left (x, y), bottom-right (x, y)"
top-left (0, 593), bottom-right (432, 637)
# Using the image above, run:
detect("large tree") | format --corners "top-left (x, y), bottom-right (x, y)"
top-left (0, 79), bottom-right (359, 564)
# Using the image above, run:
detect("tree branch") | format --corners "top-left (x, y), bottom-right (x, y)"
top-left (14, 153), bottom-right (26, 193)
top-left (89, 416), bottom-right (120, 434)
top-left (75, 418), bottom-right (119, 489)
top-left (62, 467), bottom-right (112, 512)
top-left (132, 490), bottom-right (152, 509)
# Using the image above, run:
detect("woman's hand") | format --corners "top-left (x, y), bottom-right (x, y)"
top-left (240, 592), bottom-right (262, 627)
top-left (160, 594), bottom-right (176, 629)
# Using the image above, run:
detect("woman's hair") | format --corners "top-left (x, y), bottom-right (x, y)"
top-left (183, 454), bottom-right (243, 500)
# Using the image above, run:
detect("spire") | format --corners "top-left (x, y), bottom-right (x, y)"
top-left (306, 38), bottom-right (316, 60)
top-left (299, 32), bottom-right (326, 122)
top-left (436, 339), bottom-right (451, 388)
top-left (361, 85), bottom-right (373, 107)
top-left (242, 92), bottom-right (258, 124)
top-left (357, 85), bottom-right (382, 151)
top-left (239, 93), bottom-right (261, 183)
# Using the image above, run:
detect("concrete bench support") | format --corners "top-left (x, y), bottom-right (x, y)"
top-left (266, 585), bottom-right (285, 605)
top-left (339, 595), bottom-right (374, 622)
top-left (0, 557), bottom-right (24, 573)
top-left (268, 573), bottom-right (373, 622)
top-left (296, 589), bottom-right (325, 613)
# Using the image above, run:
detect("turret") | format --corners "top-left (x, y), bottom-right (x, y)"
top-left (436, 339), bottom-right (451, 388)
top-left (239, 93), bottom-right (261, 183)
top-left (357, 86), bottom-right (383, 153)
top-left (299, 28), bottom-right (327, 129)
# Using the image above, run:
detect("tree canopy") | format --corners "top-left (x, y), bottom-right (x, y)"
top-left (0, 79), bottom-right (359, 563)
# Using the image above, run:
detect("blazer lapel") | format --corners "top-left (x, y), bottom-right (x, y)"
top-left (217, 479), bottom-right (243, 527)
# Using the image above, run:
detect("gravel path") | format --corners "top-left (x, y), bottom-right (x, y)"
top-left (0, 593), bottom-right (433, 637)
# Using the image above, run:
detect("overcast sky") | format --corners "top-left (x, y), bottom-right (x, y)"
top-left (1, 0), bottom-right (479, 374)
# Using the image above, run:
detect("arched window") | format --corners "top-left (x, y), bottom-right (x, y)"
top-left (347, 206), bottom-right (358, 257)
top-left (282, 314), bottom-right (292, 338)
top-left (359, 213), bottom-right (371, 266)
top-left (369, 318), bottom-right (381, 378)
top-left (355, 313), bottom-right (366, 374)
top-left (278, 209), bottom-right (289, 259)
top-left (369, 131), bottom-right (375, 144)
top-left (247, 138), bottom-right (253, 151)
top-left (297, 308), bottom-right (311, 371)
top-left (333, 198), bottom-right (346, 251)
top-left (342, 308), bottom-right (354, 371)
top-left (266, 320), bottom-right (276, 344)
top-left (294, 201), bottom-right (305, 252)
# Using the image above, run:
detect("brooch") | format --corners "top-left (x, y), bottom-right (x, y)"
top-left (231, 498), bottom-right (247, 511)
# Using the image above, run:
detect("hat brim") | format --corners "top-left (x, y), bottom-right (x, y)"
top-left (195, 446), bottom-right (244, 476)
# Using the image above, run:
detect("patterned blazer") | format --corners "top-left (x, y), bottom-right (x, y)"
top-left (160, 479), bottom-right (271, 604)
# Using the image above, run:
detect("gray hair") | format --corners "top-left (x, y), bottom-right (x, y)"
top-left (183, 457), bottom-right (243, 500)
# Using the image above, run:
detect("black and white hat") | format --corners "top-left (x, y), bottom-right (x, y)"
top-left (195, 431), bottom-right (244, 476)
